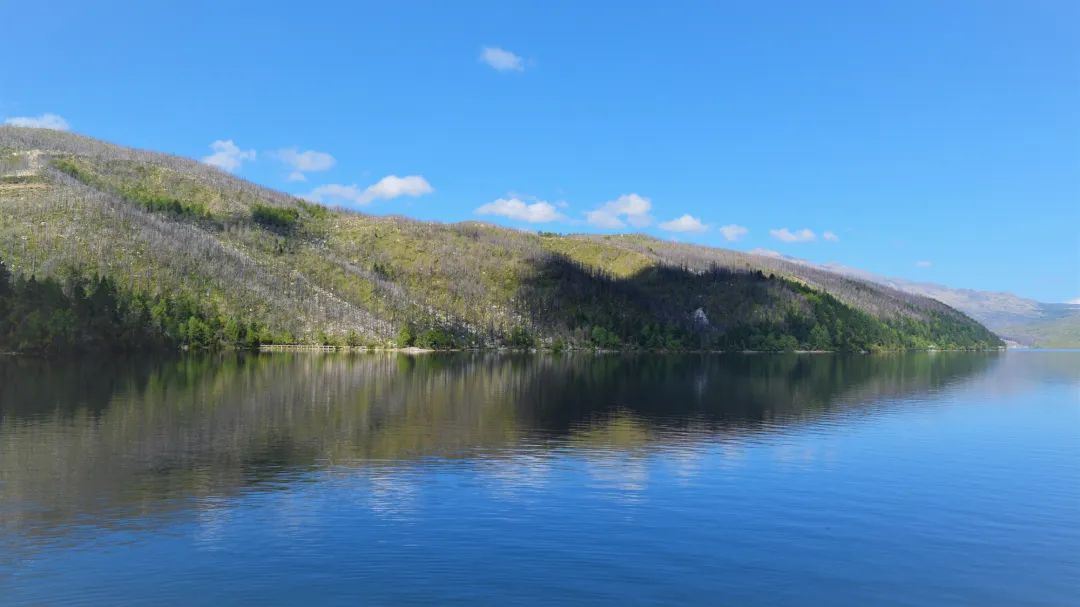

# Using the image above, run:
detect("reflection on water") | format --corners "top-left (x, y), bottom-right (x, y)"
top-left (1, 351), bottom-right (1079, 605)
top-left (0, 353), bottom-right (994, 531)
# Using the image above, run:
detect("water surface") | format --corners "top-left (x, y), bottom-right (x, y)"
top-left (1, 352), bottom-right (1078, 605)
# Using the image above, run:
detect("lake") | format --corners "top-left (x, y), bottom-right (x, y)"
top-left (1, 351), bottom-right (1078, 605)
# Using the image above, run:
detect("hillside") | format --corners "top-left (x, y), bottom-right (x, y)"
top-left (889, 282), bottom-right (1080, 348)
top-left (0, 126), bottom-right (1001, 353)
top-left (996, 310), bottom-right (1080, 348)
top-left (888, 283), bottom-right (1080, 348)
top-left (817, 263), bottom-right (1080, 347)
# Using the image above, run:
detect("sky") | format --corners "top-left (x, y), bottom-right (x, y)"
top-left (2, 0), bottom-right (1078, 302)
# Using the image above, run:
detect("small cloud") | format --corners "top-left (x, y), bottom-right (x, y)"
top-left (586, 193), bottom-right (653, 229)
top-left (1068, 297), bottom-right (1080, 305)
top-left (4, 113), bottom-right (69, 130)
top-left (749, 248), bottom-right (783, 258)
top-left (202, 139), bottom-right (256, 172)
top-left (659, 214), bottom-right (708, 233)
top-left (274, 148), bottom-right (336, 182)
top-left (769, 227), bottom-right (816, 243)
top-left (475, 197), bottom-right (565, 223)
top-left (366, 175), bottom-right (433, 200)
top-left (823, 231), bottom-right (839, 242)
top-left (915, 260), bottom-right (933, 268)
top-left (718, 224), bottom-right (749, 242)
top-left (480, 46), bottom-right (525, 72)
top-left (304, 175), bottom-right (433, 206)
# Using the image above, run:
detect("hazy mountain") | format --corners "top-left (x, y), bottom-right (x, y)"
top-left (0, 126), bottom-right (1000, 352)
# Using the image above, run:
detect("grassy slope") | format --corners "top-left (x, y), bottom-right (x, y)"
top-left (0, 127), bottom-right (1001, 350)
top-left (1000, 313), bottom-right (1080, 348)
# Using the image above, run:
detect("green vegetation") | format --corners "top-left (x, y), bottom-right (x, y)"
top-left (0, 126), bottom-right (1003, 353)
top-left (297, 198), bottom-right (330, 219)
top-left (0, 257), bottom-right (285, 355)
top-left (55, 157), bottom-right (211, 219)
top-left (1001, 313), bottom-right (1080, 348)
top-left (252, 204), bottom-right (300, 230)
top-left (395, 323), bottom-right (467, 349)
top-left (515, 261), bottom-right (999, 352)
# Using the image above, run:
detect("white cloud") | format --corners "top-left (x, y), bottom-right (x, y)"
top-left (476, 197), bottom-right (564, 223)
top-left (366, 175), bottom-right (434, 200)
top-left (659, 214), bottom-right (708, 233)
top-left (275, 148), bottom-right (336, 182)
top-left (4, 113), bottom-right (69, 130)
top-left (915, 260), bottom-right (933, 268)
top-left (1068, 297), bottom-right (1080, 305)
top-left (202, 139), bottom-right (256, 172)
top-left (823, 231), bottom-right (839, 242)
top-left (304, 175), bottom-right (433, 206)
top-left (769, 227), bottom-right (816, 243)
top-left (585, 193), bottom-right (653, 229)
top-left (480, 46), bottom-right (525, 72)
top-left (718, 224), bottom-right (749, 242)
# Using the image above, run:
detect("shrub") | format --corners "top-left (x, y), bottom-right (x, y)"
top-left (252, 204), bottom-right (300, 230)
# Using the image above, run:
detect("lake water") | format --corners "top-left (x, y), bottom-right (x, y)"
top-left (1, 351), bottom-right (1078, 606)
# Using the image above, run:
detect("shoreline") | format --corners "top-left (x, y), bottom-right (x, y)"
top-left (0, 346), bottom-right (1018, 359)
top-left (258, 344), bottom-right (436, 354)
top-left (255, 344), bottom-right (1008, 355)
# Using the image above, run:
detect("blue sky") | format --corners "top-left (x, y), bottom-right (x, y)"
top-left (2, 0), bottom-right (1077, 302)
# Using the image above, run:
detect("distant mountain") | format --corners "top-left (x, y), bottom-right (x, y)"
top-left (0, 126), bottom-right (1001, 353)
top-left (818, 264), bottom-right (1080, 348)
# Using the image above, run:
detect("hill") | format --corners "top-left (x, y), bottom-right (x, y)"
top-left (886, 282), bottom-right (1080, 348)
top-left (997, 312), bottom-right (1080, 348)
top-left (817, 263), bottom-right (1080, 348)
top-left (0, 126), bottom-right (1001, 353)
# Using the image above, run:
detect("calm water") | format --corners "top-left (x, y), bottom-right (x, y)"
top-left (1, 351), bottom-right (1078, 606)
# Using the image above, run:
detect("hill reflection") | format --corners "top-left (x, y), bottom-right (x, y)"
top-left (0, 352), bottom-right (1004, 537)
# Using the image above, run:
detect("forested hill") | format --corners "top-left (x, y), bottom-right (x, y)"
top-left (0, 126), bottom-right (1002, 354)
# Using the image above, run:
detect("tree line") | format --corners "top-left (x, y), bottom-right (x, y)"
top-left (0, 257), bottom-right (287, 355)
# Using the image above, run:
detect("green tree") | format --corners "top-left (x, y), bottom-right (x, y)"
top-left (809, 324), bottom-right (831, 350)
top-left (397, 324), bottom-right (415, 347)
top-left (508, 326), bottom-right (534, 348)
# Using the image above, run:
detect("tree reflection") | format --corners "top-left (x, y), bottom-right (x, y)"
top-left (0, 351), bottom-right (1010, 538)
